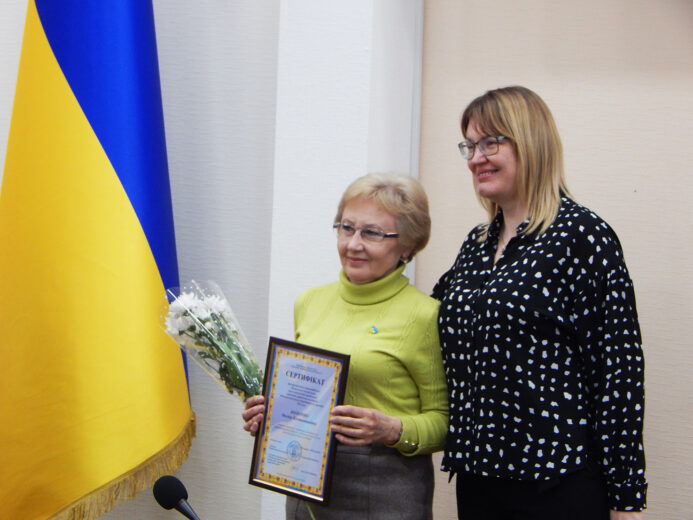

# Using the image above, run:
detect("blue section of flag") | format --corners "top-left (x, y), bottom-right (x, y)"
top-left (35, 0), bottom-right (179, 289)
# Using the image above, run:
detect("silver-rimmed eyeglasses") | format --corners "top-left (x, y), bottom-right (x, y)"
top-left (458, 135), bottom-right (507, 160)
top-left (333, 222), bottom-right (399, 242)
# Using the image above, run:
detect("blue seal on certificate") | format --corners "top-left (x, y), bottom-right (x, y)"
top-left (287, 440), bottom-right (302, 461)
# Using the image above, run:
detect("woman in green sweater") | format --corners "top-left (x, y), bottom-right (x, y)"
top-left (243, 173), bottom-right (448, 519)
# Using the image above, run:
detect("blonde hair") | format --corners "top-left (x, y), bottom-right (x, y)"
top-left (461, 86), bottom-right (570, 239)
top-left (335, 173), bottom-right (431, 260)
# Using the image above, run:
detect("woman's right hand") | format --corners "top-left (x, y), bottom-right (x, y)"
top-left (242, 394), bottom-right (265, 436)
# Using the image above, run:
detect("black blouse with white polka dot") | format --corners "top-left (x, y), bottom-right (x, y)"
top-left (432, 197), bottom-right (647, 511)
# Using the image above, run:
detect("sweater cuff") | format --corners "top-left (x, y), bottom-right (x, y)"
top-left (607, 480), bottom-right (648, 512)
top-left (388, 417), bottom-right (418, 455)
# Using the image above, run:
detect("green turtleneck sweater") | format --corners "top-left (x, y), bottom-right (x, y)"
top-left (293, 264), bottom-right (448, 456)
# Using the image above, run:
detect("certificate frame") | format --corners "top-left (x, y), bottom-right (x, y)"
top-left (249, 336), bottom-right (350, 503)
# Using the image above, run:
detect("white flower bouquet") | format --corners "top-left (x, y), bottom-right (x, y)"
top-left (164, 280), bottom-right (263, 401)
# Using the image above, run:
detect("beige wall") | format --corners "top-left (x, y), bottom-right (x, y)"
top-left (417, 1), bottom-right (693, 518)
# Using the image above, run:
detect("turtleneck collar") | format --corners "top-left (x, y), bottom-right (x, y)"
top-left (338, 263), bottom-right (409, 305)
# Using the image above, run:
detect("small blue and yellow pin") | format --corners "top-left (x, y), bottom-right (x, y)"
top-left (369, 326), bottom-right (378, 334)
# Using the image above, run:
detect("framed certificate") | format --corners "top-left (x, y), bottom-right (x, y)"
top-left (249, 336), bottom-right (350, 503)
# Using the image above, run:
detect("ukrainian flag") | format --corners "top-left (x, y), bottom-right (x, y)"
top-left (0, 1), bottom-right (194, 519)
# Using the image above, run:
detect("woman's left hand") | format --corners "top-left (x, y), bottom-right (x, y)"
top-left (329, 405), bottom-right (402, 446)
top-left (610, 511), bottom-right (643, 520)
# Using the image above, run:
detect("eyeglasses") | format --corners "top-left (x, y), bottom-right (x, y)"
top-left (333, 222), bottom-right (399, 242)
top-left (458, 135), bottom-right (508, 160)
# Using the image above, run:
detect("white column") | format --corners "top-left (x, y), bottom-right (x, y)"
top-left (265, 1), bottom-right (422, 517)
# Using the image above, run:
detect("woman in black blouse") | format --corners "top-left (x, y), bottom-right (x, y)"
top-left (433, 86), bottom-right (646, 520)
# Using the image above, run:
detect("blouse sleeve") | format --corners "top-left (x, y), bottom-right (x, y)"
top-left (389, 301), bottom-right (449, 456)
top-left (570, 223), bottom-right (647, 511)
top-left (432, 264), bottom-right (454, 301)
top-left (432, 225), bottom-right (483, 302)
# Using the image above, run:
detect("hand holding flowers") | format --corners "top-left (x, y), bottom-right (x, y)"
top-left (241, 395), bottom-right (266, 436)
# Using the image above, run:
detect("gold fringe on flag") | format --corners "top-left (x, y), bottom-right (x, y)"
top-left (48, 412), bottom-right (196, 520)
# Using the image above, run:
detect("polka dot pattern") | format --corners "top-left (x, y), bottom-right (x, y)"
top-left (432, 197), bottom-right (647, 511)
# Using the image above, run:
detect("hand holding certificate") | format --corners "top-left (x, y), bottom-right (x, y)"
top-left (329, 405), bottom-right (403, 447)
top-left (249, 337), bottom-right (349, 504)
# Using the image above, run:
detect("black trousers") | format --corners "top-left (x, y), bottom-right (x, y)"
top-left (456, 465), bottom-right (609, 520)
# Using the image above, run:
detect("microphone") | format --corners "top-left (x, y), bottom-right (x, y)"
top-left (153, 475), bottom-right (202, 520)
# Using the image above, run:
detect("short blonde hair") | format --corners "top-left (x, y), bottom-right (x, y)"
top-left (461, 86), bottom-right (570, 238)
top-left (335, 173), bottom-right (431, 260)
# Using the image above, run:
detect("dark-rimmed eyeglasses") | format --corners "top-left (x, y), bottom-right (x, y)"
top-left (333, 222), bottom-right (399, 243)
top-left (458, 135), bottom-right (508, 160)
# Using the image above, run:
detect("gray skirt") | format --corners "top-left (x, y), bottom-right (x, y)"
top-left (286, 443), bottom-right (434, 520)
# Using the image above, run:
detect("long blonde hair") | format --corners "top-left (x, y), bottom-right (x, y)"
top-left (461, 86), bottom-right (570, 239)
